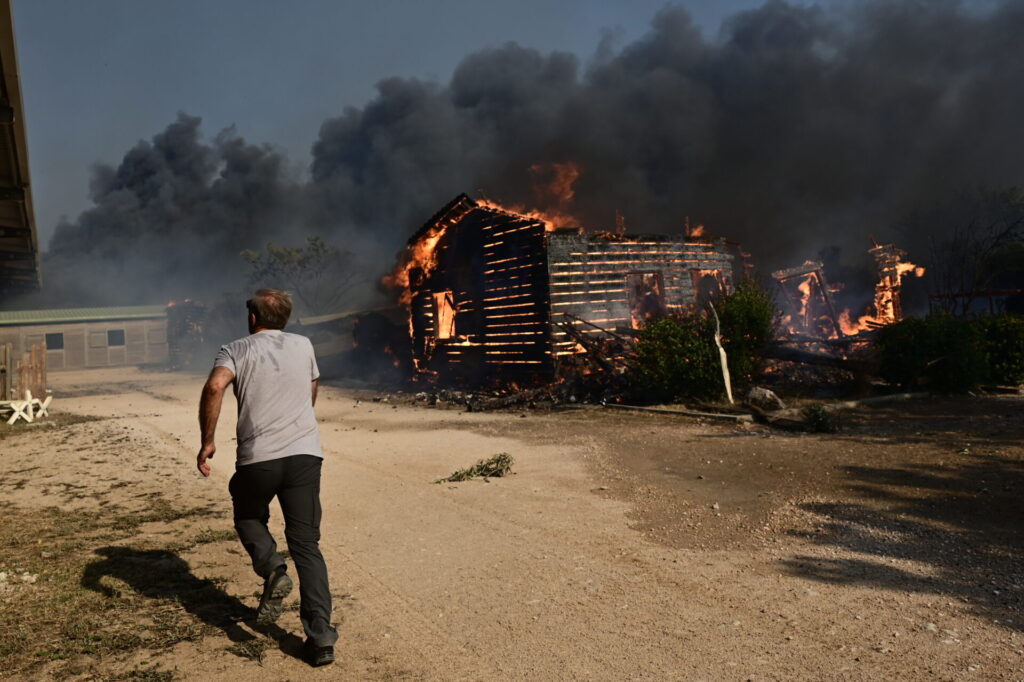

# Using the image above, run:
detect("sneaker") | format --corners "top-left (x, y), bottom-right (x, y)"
top-left (304, 640), bottom-right (335, 667)
top-left (255, 566), bottom-right (293, 625)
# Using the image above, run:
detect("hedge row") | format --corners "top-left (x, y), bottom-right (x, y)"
top-left (876, 313), bottom-right (1024, 393)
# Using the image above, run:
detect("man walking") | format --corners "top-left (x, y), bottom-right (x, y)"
top-left (197, 288), bottom-right (337, 666)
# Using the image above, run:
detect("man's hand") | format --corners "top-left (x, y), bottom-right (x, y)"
top-left (197, 443), bottom-right (216, 477)
top-left (198, 366), bottom-right (233, 478)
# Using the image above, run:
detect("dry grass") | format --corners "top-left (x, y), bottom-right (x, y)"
top-left (0, 411), bottom-right (103, 441)
top-left (116, 665), bottom-right (177, 681)
top-left (226, 637), bottom-right (271, 663)
top-left (0, 498), bottom-right (239, 679)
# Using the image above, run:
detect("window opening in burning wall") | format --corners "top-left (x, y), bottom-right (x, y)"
top-left (691, 269), bottom-right (725, 311)
top-left (107, 329), bottom-right (126, 347)
top-left (627, 272), bottom-right (666, 329)
top-left (432, 291), bottom-right (457, 340)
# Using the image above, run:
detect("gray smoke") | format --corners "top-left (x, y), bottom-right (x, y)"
top-left (32, 0), bottom-right (1024, 307)
top-left (37, 114), bottom-right (306, 305)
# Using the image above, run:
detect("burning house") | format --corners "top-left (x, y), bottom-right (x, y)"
top-left (391, 194), bottom-right (750, 383)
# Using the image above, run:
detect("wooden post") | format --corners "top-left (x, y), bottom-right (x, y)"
top-left (31, 344), bottom-right (39, 398)
top-left (1, 343), bottom-right (8, 399)
top-left (0, 343), bottom-right (8, 399)
top-left (40, 341), bottom-right (47, 397)
top-left (707, 302), bottom-right (734, 405)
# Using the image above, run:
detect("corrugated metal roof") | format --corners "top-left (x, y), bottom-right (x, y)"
top-left (0, 0), bottom-right (41, 293)
top-left (0, 305), bottom-right (167, 326)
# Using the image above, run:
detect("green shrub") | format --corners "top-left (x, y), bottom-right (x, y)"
top-left (975, 314), bottom-right (1024, 385)
top-left (716, 280), bottom-right (779, 387)
top-left (630, 316), bottom-right (722, 403)
top-left (876, 313), bottom-right (988, 393)
top-left (802, 404), bottom-right (840, 433)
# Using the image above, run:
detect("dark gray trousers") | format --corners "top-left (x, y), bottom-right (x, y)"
top-left (229, 454), bottom-right (338, 647)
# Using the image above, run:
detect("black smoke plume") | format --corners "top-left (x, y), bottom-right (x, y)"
top-left (31, 0), bottom-right (1024, 307)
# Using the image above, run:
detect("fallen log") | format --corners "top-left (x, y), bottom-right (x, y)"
top-left (763, 392), bottom-right (928, 422)
top-left (765, 343), bottom-right (854, 369)
top-left (603, 402), bottom-right (753, 423)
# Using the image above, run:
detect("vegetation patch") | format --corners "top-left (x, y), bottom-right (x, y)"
top-left (630, 316), bottom-right (721, 403)
top-left (0, 499), bottom-right (238, 678)
top-left (976, 314), bottom-right (1024, 385)
top-left (192, 527), bottom-right (238, 545)
top-left (0, 412), bottom-right (104, 441)
top-left (716, 280), bottom-right (779, 388)
top-left (226, 637), bottom-right (271, 663)
top-left (801, 403), bottom-right (841, 433)
top-left (112, 664), bottom-right (178, 681)
top-left (876, 313), bottom-right (1023, 393)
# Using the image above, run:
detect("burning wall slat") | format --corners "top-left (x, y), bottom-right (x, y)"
top-left (545, 233), bottom-right (741, 354)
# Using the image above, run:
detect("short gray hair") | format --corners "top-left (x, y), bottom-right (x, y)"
top-left (246, 288), bottom-right (292, 329)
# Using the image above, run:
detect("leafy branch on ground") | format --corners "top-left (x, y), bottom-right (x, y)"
top-left (435, 453), bottom-right (514, 483)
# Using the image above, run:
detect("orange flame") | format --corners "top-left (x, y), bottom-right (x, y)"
top-left (839, 257), bottom-right (926, 335)
top-left (480, 161), bottom-right (584, 232)
top-left (797, 276), bottom-right (813, 319)
top-left (477, 198), bottom-right (581, 232)
top-left (530, 161), bottom-right (580, 204)
top-left (385, 164), bottom-right (583, 312)
top-left (778, 274), bottom-right (818, 336)
top-left (383, 220), bottom-right (452, 306)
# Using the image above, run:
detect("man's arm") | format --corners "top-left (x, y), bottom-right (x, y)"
top-left (311, 379), bottom-right (318, 407)
top-left (197, 366), bottom-right (234, 477)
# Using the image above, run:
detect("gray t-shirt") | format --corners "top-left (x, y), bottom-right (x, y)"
top-left (214, 330), bottom-right (323, 467)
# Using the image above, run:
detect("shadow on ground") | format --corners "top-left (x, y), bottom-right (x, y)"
top-left (81, 547), bottom-right (306, 660)
top-left (781, 452), bottom-right (1024, 630)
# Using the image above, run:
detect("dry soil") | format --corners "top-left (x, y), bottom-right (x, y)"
top-left (1, 367), bottom-right (1022, 681)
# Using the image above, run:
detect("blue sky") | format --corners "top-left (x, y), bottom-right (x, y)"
top-left (13, 0), bottom-right (769, 246)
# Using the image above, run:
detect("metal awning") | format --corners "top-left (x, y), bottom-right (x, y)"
top-left (0, 305), bottom-right (167, 327)
top-left (0, 0), bottom-right (39, 294)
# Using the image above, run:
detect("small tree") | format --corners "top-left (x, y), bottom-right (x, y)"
top-left (916, 186), bottom-right (1024, 316)
top-left (241, 236), bottom-right (356, 317)
top-left (715, 280), bottom-right (779, 388)
top-left (630, 316), bottom-right (721, 403)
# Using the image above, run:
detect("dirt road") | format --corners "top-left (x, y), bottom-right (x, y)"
top-left (2, 367), bottom-right (1022, 680)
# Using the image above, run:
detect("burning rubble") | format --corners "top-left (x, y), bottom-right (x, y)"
top-left (773, 239), bottom-right (926, 342)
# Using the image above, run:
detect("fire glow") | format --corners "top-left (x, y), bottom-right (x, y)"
top-left (775, 240), bottom-right (926, 340)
